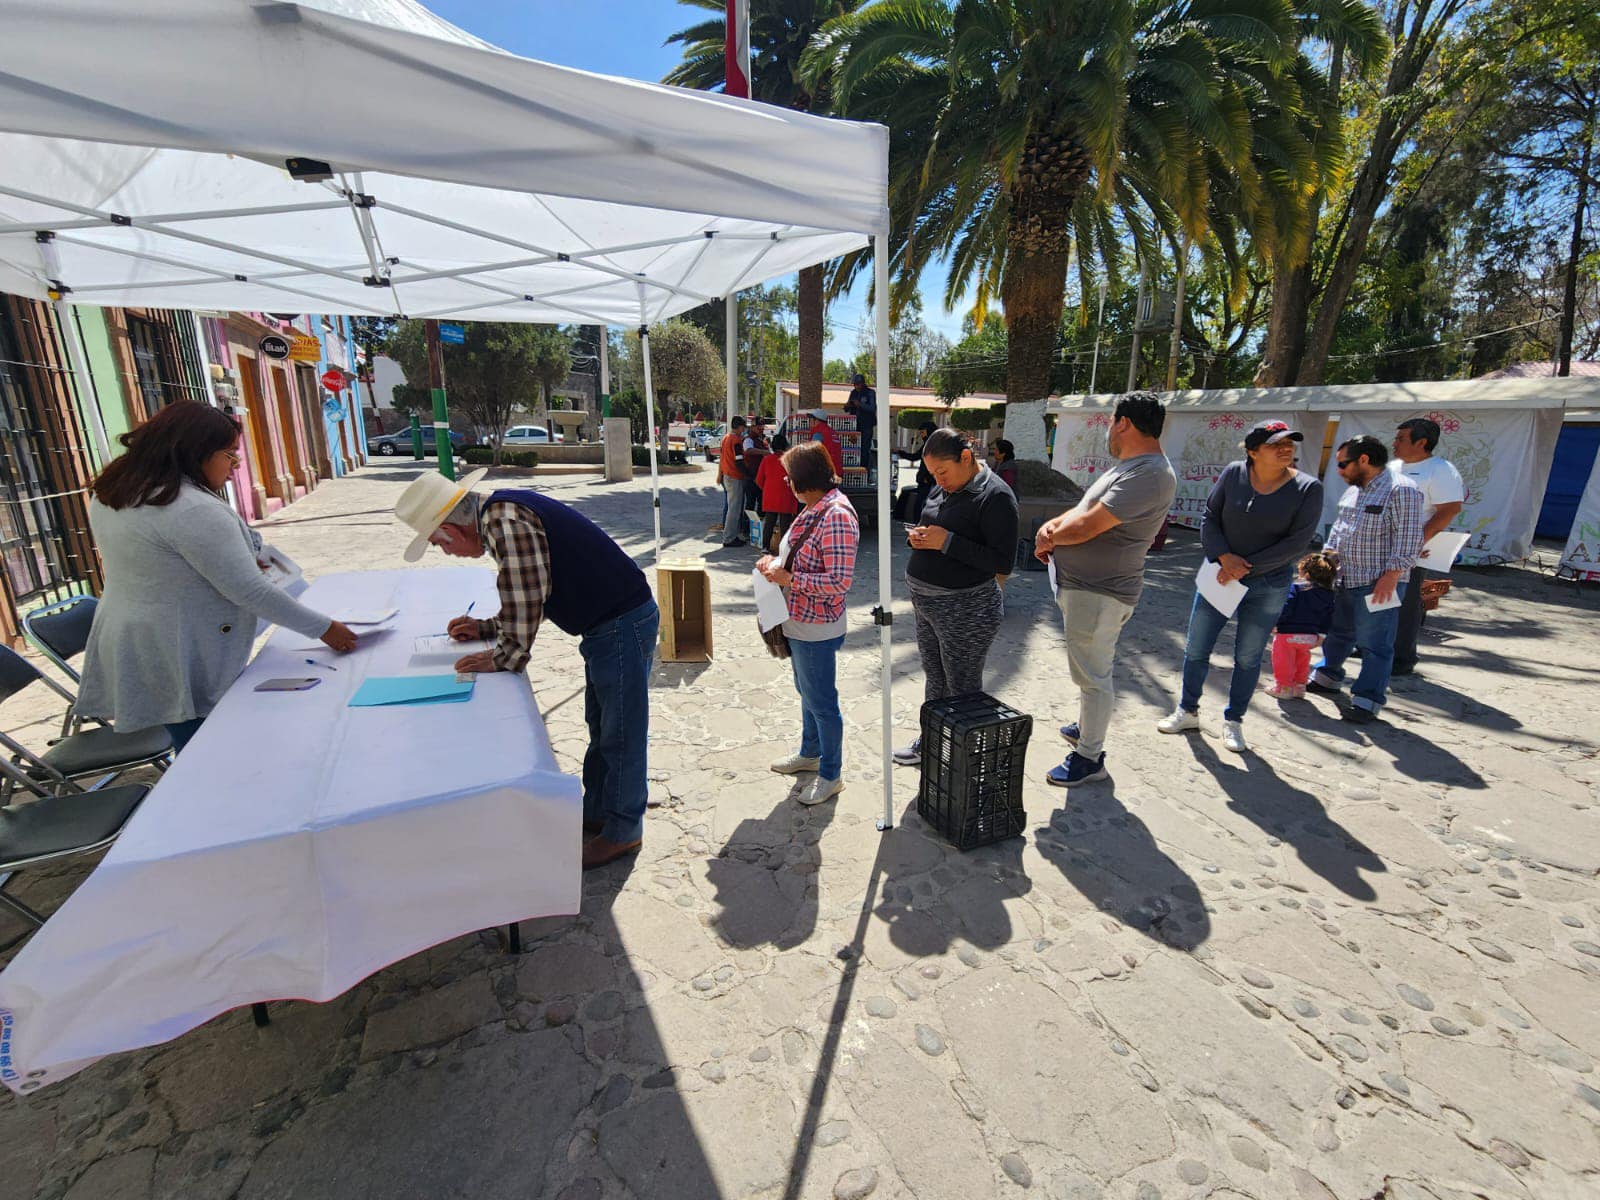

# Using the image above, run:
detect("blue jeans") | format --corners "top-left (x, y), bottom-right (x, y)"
top-left (1179, 567), bottom-right (1292, 721)
top-left (1315, 582), bottom-right (1406, 713)
top-left (163, 717), bottom-right (206, 754)
top-left (580, 598), bottom-right (659, 844)
top-left (789, 634), bottom-right (845, 780)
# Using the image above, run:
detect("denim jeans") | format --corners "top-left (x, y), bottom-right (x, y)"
top-left (1314, 582), bottom-right (1406, 713)
top-left (789, 634), bottom-right (845, 780)
top-left (163, 717), bottom-right (206, 754)
top-left (1179, 566), bottom-right (1293, 722)
top-left (580, 598), bottom-right (659, 844)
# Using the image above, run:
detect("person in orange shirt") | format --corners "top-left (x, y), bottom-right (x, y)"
top-left (717, 416), bottom-right (750, 547)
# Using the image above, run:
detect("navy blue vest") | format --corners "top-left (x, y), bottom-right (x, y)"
top-left (485, 489), bottom-right (652, 637)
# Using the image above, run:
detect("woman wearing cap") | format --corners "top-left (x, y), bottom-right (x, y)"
top-left (1158, 419), bottom-right (1323, 752)
top-left (77, 401), bottom-right (357, 753)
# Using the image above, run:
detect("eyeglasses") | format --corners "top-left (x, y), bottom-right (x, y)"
top-left (1336, 459), bottom-right (1354, 469)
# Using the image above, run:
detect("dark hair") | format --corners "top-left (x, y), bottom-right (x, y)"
top-left (1298, 551), bottom-right (1338, 589)
top-left (921, 427), bottom-right (972, 462)
top-left (917, 420), bottom-right (937, 436)
top-left (731, 416), bottom-right (747, 431)
top-left (1339, 435), bottom-right (1388, 469)
top-left (993, 439), bottom-right (1015, 462)
top-left (1113, 391), bottom-right (1166, 438)
top-left (783, 441), bottom-right (838, 493)
top-left (1396, 417), bottom-right (1440, 453)
top-left (770, 432), bottom-right (790, 453)
top-left (93, 400), bottom-right (241, 510)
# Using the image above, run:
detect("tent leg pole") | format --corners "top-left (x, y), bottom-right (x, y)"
top-left (874, 236), bottom-right (894, 835)
top-left (725, 293), bottom-right (738, 426)
top-left (638, 288), bottom-right (662, 564)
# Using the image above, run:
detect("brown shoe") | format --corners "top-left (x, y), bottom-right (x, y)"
top-left (582, 835), bottom-right (642, 870)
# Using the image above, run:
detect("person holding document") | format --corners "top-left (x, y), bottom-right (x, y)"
top-left (77, 402), bottom-right (357, 753)
top-left (394, 471), bottom-right (658, 870)
top-left (1389, 418), bottom-right (1466, 675)
top-left (1157, 420), bottom-right (1323, 754)
top-left (1309, 436), bottom-right (1424, 723)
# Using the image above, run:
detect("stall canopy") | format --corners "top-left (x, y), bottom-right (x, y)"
top-left (0, 0), bottom-right (901, 828)
top-left (1050, 379), bottom-right (1600, 566)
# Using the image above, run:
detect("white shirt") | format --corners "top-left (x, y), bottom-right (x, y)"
top-left (1390, 455), bottom-right (1464, 524)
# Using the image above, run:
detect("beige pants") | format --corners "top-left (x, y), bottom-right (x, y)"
top-left (1056, 587), bottom-right (1135, 760)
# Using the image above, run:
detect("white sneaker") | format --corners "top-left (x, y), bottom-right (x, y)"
top-left (1222, 720), bottom-right (1247, 754)
top-left (1156, 707), bottom-right (1200, 734)
top-left (892, 738), bottom-right (922, 766)
top-left (771, 754), bottom-right (821, 775)
top-left (798, 776), bottom-right (843, 806)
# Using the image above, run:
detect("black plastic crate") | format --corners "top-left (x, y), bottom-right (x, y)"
top-left (917, 692), bottom-right (1031, 850)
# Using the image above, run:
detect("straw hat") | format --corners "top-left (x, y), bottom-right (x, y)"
top-left (394, 467), bottom-right (489, 562)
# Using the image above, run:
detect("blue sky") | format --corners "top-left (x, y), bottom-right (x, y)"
top-left (425, 0), bottom-right (971, 363)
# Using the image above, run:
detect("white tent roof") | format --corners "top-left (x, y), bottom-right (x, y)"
top-left (1048, 378), bottom-right (1600, 413)
top-left (0, 0), bottom-right (888, 324)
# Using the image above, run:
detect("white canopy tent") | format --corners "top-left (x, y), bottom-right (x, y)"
top-left (0, 0), bottom-right (899, 827)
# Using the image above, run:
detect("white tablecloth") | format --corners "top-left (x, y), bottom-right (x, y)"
top-left (0, 568), bottom-right (581, 1094)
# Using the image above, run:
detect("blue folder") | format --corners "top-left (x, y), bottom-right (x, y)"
top-left (348, 675), bottom-right (475, 708)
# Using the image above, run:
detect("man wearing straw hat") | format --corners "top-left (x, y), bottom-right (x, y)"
top-left (395, 471), bottom-right (659, 870)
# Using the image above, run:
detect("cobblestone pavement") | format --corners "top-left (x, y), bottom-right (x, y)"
top-left (2, 461), bottom-right (1598, 1200)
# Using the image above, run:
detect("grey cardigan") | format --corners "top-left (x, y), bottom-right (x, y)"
top-left (76, 483), bottom-right (334, 731)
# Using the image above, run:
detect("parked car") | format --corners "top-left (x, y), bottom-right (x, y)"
top-left (688, 424), bottom-right (724, 452)
top-left (501, 425), bottom-right (564, 446)
top-left (370, 426), bottom-right (468, 456)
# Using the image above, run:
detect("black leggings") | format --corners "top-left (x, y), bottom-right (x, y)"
top-left (910, 580), bottom-right (1004, 703)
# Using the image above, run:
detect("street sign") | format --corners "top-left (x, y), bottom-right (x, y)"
top-left (439, 322), bottom-right (466, 345)
top-left (258, 333), bottom-right (290, 361)
top-left (321, 369), bottom-right (346, 392)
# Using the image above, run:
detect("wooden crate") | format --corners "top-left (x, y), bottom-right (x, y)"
top-left (657, 558), bottom-right (713, 662)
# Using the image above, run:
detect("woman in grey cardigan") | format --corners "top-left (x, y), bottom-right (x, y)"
top-left (76, 402), bottom-right (356, 751)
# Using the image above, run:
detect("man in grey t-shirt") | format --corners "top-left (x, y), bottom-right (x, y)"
top-left (1034, 392), bottom-right (1176, 786)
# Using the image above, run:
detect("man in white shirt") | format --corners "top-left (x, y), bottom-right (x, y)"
top-left (1390, 417), bottom-right (1465, 675)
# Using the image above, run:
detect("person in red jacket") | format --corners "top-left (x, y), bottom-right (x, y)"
top-left (803, 411), bottom-right (842, 475)
top-left (756, 432), bottom-right (799, 551)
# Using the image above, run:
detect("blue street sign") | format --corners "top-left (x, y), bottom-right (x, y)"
top-left (439, 322), bottom-right (466, 345)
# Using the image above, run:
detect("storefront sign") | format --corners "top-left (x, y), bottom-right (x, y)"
top-left (258, 333), bottom-right (290, 361)
top-left (288, 333), bottom-right (324, 363)
top-left (321, 369), bottom-right (346, 392)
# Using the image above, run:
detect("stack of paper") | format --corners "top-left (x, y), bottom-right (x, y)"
top-left (348, 675), bottom-right (475, 708)
top-left (408, 635), bottom-right (489, 672)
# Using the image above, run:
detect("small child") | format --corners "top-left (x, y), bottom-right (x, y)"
top-left (1268, 551), bottom-right (1338, 698)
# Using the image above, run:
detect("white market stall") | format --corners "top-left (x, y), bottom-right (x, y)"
top-left (1560, 444), bottom-right (1600, 581)
top-left (1050, 379), bottom-right (1600, 567)
top-left (0, 0), bottom-right (903, 1087)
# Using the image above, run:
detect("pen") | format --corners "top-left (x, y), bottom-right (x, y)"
top-left (304, 658), bottom-right (337, 672)
top-left (466, 601), bottom-right (476, 616)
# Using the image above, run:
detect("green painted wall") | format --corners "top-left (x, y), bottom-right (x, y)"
top-left (73, 306), bottom-right (131, 461)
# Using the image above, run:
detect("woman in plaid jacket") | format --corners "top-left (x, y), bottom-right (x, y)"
top-left (757, 441), bottom-right (860, 807)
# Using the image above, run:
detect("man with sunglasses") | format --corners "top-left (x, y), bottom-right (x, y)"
top-left (1309, 435), bottom-right (1424, 723)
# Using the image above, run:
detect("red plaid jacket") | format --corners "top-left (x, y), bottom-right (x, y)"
top-left (786, 489), bottom-right (859, 625)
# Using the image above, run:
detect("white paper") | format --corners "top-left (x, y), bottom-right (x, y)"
top-left (1047, 558), bottom-right (1057, 592)
top-left (751, 569), bottom-right (790, 633)
top-left (1418, 530), bottom-right (1470, 571)
top-left (338, 607), bottom-right (399, 626)
top-left (1196, 561), bottom-right (1248, 618)
top-left (1365, 590), bottom-right (1403, 613)
top-left (258, 544), bottom-right (307, 599)
top-left (407, 635), bottom-right (490, 672)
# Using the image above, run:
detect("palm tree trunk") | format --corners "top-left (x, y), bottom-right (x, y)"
top-left (1255, 258), bottom-right (1313, 385)
top-left (798, 264), bottom-right (824, 408)
top-left (1001, 132), bottom-right (1086, 405)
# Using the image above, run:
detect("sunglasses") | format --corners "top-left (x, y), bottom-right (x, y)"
top-left (1336, 459), bottom-right (1355, 469)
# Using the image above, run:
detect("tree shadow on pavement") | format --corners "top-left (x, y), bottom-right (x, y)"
top-left (1187, 738), bottom-right (1387, 901)
top-left (706, 792), bottom-right (836, 951)
top-left (1033, 782), bottom-right (1211, 950)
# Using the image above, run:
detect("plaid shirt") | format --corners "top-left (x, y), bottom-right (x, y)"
top-left (785, 489), bottom-right (859, 625)
top-left (473, 500), bottom-right (551, 672)
top-left (1324, 469), bottom-right (1424, 588)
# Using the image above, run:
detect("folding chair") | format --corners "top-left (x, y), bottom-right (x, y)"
top-left (0, 646), bottom-right (172, 796)
top-left (0, 748), bottom-right (148, 939)
top-left (23, 595), bottom-right (100, 739)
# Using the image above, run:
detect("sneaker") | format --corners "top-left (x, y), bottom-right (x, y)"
top-left (892, 738), bottom-right (922, 766)
top-left (770, 753), bottom-right (821, 774)
top-left (1306, 675), bottom-right (1343, 697)
top-left (1222, 720), bottom-right (1247, 754)
top-left (1156, 707), bottom-right (1200, 734)
top-left (1342, 705), bottom-right (1379, 725)
top-left (798, 775), bottom-right (843, 806)
top-left (1391, 662), bottom-right (1416, 677)
top-left (1059, 722), bottom-right (1080, 744)
top-left (1046, 751), bottom-right (1107, 788)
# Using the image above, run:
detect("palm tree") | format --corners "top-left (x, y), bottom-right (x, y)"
top-left (809, 0), bottom-right (1312, 406)
top-left (665, 2), bottom-right (863, 411)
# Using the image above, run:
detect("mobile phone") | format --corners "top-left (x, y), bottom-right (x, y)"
top-left (253, 677), bottom-right (322, 692)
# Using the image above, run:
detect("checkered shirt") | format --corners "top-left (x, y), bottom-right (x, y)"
top-left (1324, 469), bottom-right (1424, 588)
top-left (473, 500), bottom-right (551, 672)
top-left (785, 489), bottom-right (859, 625)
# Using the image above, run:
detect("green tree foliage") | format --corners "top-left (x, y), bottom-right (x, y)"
top-left (622, 320), bottom-right (727, 426)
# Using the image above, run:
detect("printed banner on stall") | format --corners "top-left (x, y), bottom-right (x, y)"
top-left (1051, 407), bottom-right (1324, 529)
top-left (1317, 406), bottom-right (1563, 566)
top-left (1559, 451), bottom-right (1600, 581)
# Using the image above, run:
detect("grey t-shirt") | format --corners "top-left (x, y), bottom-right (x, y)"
top-left (1053, 452), bottom-right (1177, 605)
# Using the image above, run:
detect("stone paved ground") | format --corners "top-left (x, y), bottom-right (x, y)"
top-left (2, 460), bottom-right (1598, 1200)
